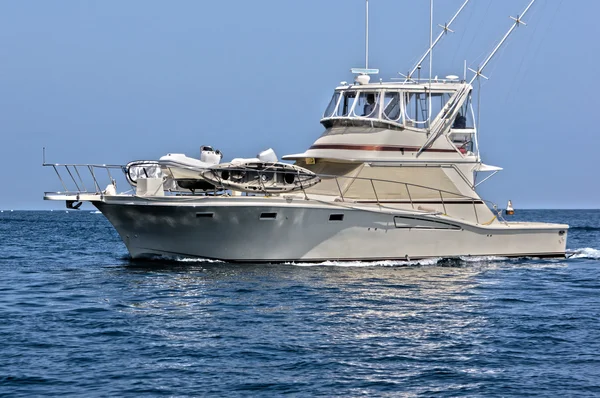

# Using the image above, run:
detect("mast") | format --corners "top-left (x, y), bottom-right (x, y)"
top-left (351, 0), bottom-right (379, 82)
top-left (468, 0), bottom-right (536, 84)
top-left (365, 0), bottom-right (369, 69)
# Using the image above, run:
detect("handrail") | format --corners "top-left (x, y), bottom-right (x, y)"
top-left (315, 172), bottom-right (479, 203)
top-left (44, 162), bottom-right (124, 168)
top-left (43, 163), bottom-right (131, 194)
top-left (43, 163), bottom-right (502, 224)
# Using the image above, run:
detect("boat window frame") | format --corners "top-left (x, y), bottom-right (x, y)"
top-left (323, 91), bottom-right (342, 119)
top-left (381, 91), bottom-right (404, 124)
top-left (321, 86), bottom-right (462, 132)
top-left (350, 91), bottom-right (382, 119)
top-left (335, 90), bottom-right (360, 117)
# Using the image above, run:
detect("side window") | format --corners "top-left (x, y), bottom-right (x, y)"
top-left (352, 92), bottom-right (380, 118)
top-left (336, 91), bottom-right (357, 117)
top-left (323, 92), bottom-right (341, 118)
top-left (382, 92), bottom-right (401, 122)
top-left (404, 92), bottom-right (450, 128)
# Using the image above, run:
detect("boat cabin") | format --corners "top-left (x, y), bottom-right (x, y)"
top-left (320, 80), bottom-right (476, 153)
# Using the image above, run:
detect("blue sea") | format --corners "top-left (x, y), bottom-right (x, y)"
top-left (0, 209), bottom-right (599, 397)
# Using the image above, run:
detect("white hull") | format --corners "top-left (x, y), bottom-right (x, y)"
top-left (94, 196), bottom-right (568, 262)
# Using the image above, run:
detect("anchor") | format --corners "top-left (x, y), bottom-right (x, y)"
top-left (66, 200), bottom-right (83, 210)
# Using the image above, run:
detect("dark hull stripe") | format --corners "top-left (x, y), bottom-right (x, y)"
top-left (131, 248), bottom-right (567, 264)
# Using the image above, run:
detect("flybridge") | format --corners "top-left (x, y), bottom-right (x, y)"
top-left (327, 0), bottom-right (538, 158)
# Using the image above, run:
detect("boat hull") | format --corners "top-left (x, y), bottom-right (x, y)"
top-left (94, 198), bottom-right (568, 262)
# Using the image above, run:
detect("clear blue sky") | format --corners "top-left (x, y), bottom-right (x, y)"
top-left (0, 0), bottom-right (593, 210)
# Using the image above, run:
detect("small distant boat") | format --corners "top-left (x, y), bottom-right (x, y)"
top-left (505, 200), bottom-right (515, 215)
top-left (200, 161), bottom-right (321, 193)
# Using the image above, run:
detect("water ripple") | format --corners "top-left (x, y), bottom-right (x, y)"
top-left (1, 210), bottom-right (600, 396)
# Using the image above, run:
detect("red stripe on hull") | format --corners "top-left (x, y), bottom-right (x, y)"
top-left (309, 144), bottom-right (457, 153)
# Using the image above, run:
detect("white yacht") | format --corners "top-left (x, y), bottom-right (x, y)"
top-left (43, 0), bottom-right (568, 262)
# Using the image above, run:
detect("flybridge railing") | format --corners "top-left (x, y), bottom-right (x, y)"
top-left (43, 163), bottom-right (504, 225)
top-left (311, 172), bottom-right (499, 225)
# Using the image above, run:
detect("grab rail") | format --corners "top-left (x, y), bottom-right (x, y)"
top-left (43, 163), bottom-right (133, 195)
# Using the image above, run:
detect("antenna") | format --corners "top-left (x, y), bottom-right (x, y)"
top-left (468, 0), bottom-right (536, 84)
top-left (365, 0), bottom-right (369, 69)
top-left (402, 0), bottom-right (471, 81)
top-left (351, 0), bottom-right (379, 83)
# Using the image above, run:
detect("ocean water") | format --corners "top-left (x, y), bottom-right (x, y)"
top-left (0, 209), bottom-right (599, 397)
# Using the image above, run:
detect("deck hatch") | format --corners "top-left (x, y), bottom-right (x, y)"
top-left (260, 212), bottom-right (277, 220)
top-left (329, 214), bottom-right (344, 221)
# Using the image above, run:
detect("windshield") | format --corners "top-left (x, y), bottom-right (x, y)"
top-left (322, 89), bottom-right (455, 128)
top-left (352, 92), bottom-right (380, 118)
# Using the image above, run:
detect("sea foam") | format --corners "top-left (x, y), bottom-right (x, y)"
top-left (568, 248), bottom-right (600, 259)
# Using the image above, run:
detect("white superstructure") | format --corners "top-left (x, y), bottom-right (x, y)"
top-left (43, 0), bottom-right (568, 262)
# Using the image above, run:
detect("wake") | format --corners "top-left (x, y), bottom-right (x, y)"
top-left (126, 249), bottom-right (600, 267)
top-left (567, 248), bottom-right (600, 260)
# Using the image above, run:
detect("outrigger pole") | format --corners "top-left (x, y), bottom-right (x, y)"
top-left (468, 0), bottom-right (536, 84)
top-left (402, 0), bottom-right (471, 81)
top-left (428, 0), bottom-right (433, 124)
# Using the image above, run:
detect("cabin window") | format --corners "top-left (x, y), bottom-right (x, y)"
top-left (329, 214), bottom-right (344, 221)
top-left (382, 92), bottom-right (402, 122)
top-left (323, 92), bottom-right (341, 118)
top-left (452, 97), bottom-right (473, 130)
top-left (351, 92), bottom-right (380, 118)
top-left (335, 91), bottom-right (358, 117)
top-left (260, 212), bottom-right (277, 220)
top-left (393, 216), bottom-right (461, 230)
top-left (196, 212), bottom-right (214, 218)
top-left (404, 92), bottom-right (450, 128)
